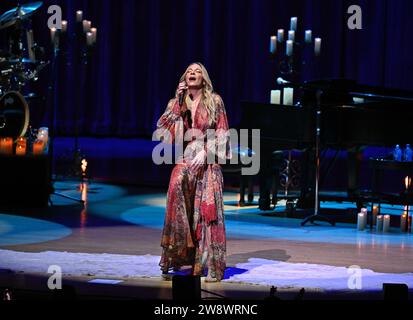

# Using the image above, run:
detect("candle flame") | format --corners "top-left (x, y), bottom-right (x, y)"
top-left (81, 159), bottom-right (88, 174)
top-left (405, 176), bottom-right (412, 190)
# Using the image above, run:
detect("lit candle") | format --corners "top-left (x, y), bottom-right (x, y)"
top-left (277, 29), bottom-right (284, 42)
top-left (405, 176), bottom-right (412, 191)
top-left (76, 10), bottom-right (83, 23)
top-left (270, 90), bottom-right (281, 104)
top-left (286, 40), bottom-right (293, 56)
top-left (305, 30), bottom-right (312, 43)
top-left (401, 213), bottom-right (407, 233)
top-left (86, 32), bottom-right (94, 46)
top-left (290, 17), bottom-right (298, 31)
top-left (383, 215), bottom-right (390, 233)
top-left (360, 208), bottom-right (368, 228)
top-left (270, 36), bottom-right (277, 54)
top-left (61, 20), bottom-right (68, 33)
top-left (376, 215), bottom-right (383, 232)
top-left (33, 140), bottom-right (45, 155)
top-left (283, 88), bottom-right (294, 106)
top-left (90, 27), bottom-right (97, 44)
top-left (357, 213), bottom-right (365, 231)
top-left (50, 27), bottom-right (58, 47)
top-left (16, 137), bottom-right (27, 156)
top-left (288, 30), bottom-right (295, 42)
top-left (372, 205), bottom-right (379, 226)
top-left (0, 137), bottom-right (13, 155)
top-left (83, 20), bottom-right (91, 33)
top-left (315, 38), bottom-right (322, 56)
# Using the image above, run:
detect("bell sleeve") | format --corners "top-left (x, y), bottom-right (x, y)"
top-left (155, 98), bottom-right (184, 144)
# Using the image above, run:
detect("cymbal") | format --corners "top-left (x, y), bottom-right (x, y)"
top-left (0, 2), bottom-right (43, 30)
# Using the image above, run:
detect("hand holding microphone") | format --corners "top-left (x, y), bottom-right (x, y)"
top-left (178, 82), bottom-right (188, 107)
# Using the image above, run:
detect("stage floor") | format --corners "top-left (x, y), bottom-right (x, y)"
top-left (0, 180), bottom-right (412, 300)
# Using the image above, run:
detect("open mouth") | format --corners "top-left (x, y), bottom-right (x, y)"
top-left (188, 76), bottom-right (196, 81)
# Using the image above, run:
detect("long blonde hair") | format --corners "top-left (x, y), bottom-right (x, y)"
top-left (178, 62), bottom-right (217, 125)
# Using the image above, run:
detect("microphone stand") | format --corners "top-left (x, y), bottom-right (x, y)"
top-left (47, 35), bottom-right (84, 206)
top-left (301, 89), bottom-right (334, 226)
top-left (277, 79), bottom-right (334, 226)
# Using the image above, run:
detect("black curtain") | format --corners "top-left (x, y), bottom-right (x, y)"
top-left (1, 0), bottom-right (412, 136)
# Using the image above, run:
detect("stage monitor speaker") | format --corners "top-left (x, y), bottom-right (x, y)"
top-left (172, 275), bottom-right (201, 301)
top-left (383, 283), bottom-right (408, 300)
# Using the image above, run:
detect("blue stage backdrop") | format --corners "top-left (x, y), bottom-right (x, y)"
top-left (0, 0), bottom-right (412, 137)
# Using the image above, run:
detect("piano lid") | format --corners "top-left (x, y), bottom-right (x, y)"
top-left (301, 79), bottom-right (413, 105)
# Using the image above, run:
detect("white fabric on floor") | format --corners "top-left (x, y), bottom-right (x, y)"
top-left (1, 250), bottom-right (412, 291)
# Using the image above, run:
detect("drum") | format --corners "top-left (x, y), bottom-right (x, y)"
top-left (0, 91), bottom-right (29, 141)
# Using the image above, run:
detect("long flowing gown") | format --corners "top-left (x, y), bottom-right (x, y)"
top-left (157, 93), bottom-right (231, 281)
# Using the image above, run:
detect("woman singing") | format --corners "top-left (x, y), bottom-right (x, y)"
top-left (156, 63), bottom-right (231, 282)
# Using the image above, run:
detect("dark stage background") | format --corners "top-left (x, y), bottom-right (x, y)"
top-left (1, 0), bottom-right (412, 137)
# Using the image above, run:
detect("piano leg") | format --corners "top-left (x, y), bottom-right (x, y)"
top-left (347, 147), bottom-right (363, 196)
top-left (297, 148), bottom-right (316, 209)
top-left (258, 148), bottom-right (274, 210)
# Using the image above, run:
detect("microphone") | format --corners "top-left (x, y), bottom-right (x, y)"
top-left (276, 77), bottom-right (291, 86)
top-left (178, 89), bottom-right (187, 106)
top-left (277, 77), bottom-right (308, 89)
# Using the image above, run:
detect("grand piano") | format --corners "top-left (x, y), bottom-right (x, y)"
top-left (240, 79), bottom-right (413, 211)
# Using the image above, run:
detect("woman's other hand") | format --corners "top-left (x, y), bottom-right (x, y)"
top-left (190, 149), bottom-right (207, 172)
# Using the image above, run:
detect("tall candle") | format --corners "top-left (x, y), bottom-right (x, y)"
top-left (288, 30), bottom-right (295, 42)
top-left (372, 206), bottom-right (379, 226)
top-left (283, 88), bottom-right (294, 106)
top-left (61, 20), bottom-right (68, 33)
top-left (401, 213), bottom-right (407, 233)
top-left (277, 29), bottom-right (284, 42)
top-left (357, 213), bottom-right (365, 231)
top-left (86, 32), bottom-right (94, 46)
top-left (305, 30), bottom-right (312, 43)
top-left (90, 27), bottom-right (97, 44)
top-left (270, 90), bottom-right (281, 105)
top-left (286, 40), bottom-right (293, 56)
top-left (83, 20), bottom-right (91, 33)
top-left (315, 38), bottom-right (322, 56)
top-left (76, 10), bottom-right (83, 23)
top-left (0, 137), bottom-right (13, 155)
top-left (50, 27), bottom-right (58, 47)
top-left (270, 36), bottom-right (277, 54)
top-left (383, 215), bottom-right (390, 233)
top-left (376, 215), bottom-right (383, 232)
top-left (290, 17), bottom-right (298, 31)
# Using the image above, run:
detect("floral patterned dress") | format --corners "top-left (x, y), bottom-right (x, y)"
top-left (157, 93), bottom-right (231, 280)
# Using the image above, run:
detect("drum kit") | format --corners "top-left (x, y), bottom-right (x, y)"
top-left (0, 2), bottom-right (48, 141)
